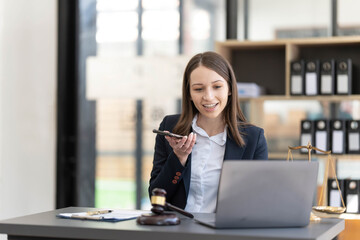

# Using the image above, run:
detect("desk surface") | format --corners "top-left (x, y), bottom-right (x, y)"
top-left (0, 207), bottom-right (344, 240)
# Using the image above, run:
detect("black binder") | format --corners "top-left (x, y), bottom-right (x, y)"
top-left (344, 179), bottom-right (359, 213)
top-left (336, 59), bottom-right (352, 95)
top-left (314, 119), bottom-right (330, 154)
top-left (290, 60), bottom-right (305, 95)
top-left (331, 119), bottom-right (346, 154)
top-left (305, 60), bottom-right (320, 96)
top-left (346, 120), bottom-right (360, 154)
top-left (300, 120), bottom-right (314, 153)
top-left (320, 60), bottom-right (335, 95)
top-left (327, 178), bottom-right (345, 207)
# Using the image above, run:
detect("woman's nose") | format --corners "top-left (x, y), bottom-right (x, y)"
top-left (203, 88), bottom-right (214, 100)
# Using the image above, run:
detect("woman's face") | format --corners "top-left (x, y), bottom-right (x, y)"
top-left (189, 65), bottom-right (230, 121)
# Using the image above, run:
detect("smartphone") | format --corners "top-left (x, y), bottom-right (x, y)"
top-left (152, 129), bottom-right (184, 139)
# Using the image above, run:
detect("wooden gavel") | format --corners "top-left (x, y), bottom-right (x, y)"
top-left (151, 188), bottom-right (194, 219)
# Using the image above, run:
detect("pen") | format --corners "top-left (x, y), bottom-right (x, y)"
top-left (86, 209), bottom-right (113, 216)
top-left (71, 215), bottom-right (104, 220)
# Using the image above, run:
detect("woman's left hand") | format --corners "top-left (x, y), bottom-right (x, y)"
top-left (165, 132), bottom-right (196, 166)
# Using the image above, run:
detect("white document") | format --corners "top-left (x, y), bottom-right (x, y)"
top-left (337, 74), bottom-right (349, 94)
top-left (315, 131), bottom-right (327, 153)
top-left (300, 133), bottom-right (312, 153)
top-left (57, 209), bottom-right (150, 222)
top-left (349, 133), bottom-right (360, 151)
top-left (305, 72), bottom-right (317, 95)
top-left (332, 130), bottom-right (344, 154)
top-left (346, 194), bottom-right (359, 213)
top-left (291, 75), bottom-right (302, 94)
top-left (320, 75), bottom-right (332, 94)
top-left (329, 189), bottom-right (341, 207)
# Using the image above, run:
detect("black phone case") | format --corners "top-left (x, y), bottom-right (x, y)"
top-left (152, 129), bottom-right (183, 139)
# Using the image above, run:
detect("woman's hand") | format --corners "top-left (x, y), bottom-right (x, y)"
top-left (165, 132), bottom-right (196, 166)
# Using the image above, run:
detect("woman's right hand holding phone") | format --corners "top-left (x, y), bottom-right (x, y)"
top-left (165, 132), bottom-right (196, 166)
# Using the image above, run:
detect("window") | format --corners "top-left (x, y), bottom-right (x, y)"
top-left (91, 0), bottom-right (225, 209)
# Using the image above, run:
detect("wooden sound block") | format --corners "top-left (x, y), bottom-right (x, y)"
top-left (136, 213), bottom-right (180, 225)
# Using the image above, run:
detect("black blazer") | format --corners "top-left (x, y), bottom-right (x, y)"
top-left (149, 114), bottom-right (268, 209)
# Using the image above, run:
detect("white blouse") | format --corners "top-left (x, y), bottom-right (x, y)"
top-left (184, 115), bottom-right (227, 213)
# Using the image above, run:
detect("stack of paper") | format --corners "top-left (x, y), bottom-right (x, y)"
top-left (57, 209), bottom-right (150, 222)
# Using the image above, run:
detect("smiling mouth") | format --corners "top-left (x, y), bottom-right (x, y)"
top-left (203, 103), bottom-right (218, 108)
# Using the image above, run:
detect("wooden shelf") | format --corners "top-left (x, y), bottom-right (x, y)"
top-left (217, 36), bottom-right (360, 47)
top-left (339, 218), bottom-right (360, 240)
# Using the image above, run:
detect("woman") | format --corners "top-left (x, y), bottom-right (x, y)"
top-left (149, 51), bottom-right (268, 213)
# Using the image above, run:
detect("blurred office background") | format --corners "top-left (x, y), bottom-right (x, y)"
top-left (1, 0), bottom-right (360, 232)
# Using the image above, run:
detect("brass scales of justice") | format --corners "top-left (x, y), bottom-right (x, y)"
top-left (287, 142), bottom-right (346, 217)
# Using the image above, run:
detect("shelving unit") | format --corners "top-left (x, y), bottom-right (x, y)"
top-left (216, 36), bottom-right (360, 152)
top-left (216, 36), bottom-right (360, 97)
top-left (216, 36), bottom-right (360, 240)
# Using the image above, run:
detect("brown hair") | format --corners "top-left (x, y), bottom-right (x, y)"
top-left (173, 51), bottom-right (248, 146)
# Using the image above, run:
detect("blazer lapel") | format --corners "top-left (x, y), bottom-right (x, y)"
top-left (182, 155), bottom-right (191, 198)
top-left (224, 134), bottom-right (246, 160)
top-left (183, 126), bottom-right (194, 197)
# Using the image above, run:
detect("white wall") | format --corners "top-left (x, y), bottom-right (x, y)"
top-left (0, 0), bottom-right (57, 226)
top-left (338, 0), bottom-right (360, 25)
top-left (249, 0), bottom-right (330, 40)
top-left (0, 0), bottom-right (3, 222)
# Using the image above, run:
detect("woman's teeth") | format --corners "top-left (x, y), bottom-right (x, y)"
top-left (203, 103), bottom-right (217, 108)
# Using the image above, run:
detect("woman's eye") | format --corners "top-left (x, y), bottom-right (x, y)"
top-left (194, 88), bottom-right (203, 91)
top-left (214, 85), bottom-right (222, 89)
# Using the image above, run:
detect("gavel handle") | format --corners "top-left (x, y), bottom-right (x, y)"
top-left (166, 203), bottom-right (194, 219)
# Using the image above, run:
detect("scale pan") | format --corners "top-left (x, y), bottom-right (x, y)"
top-left (312, 206), bottom-right (346, 214)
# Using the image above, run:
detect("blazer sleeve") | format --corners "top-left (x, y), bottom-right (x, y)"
top-left (253, 128), bottom-right (268, 160)
top-left (148, 116), bottom-right (188, 201)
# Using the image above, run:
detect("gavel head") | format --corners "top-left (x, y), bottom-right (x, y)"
top-left (150, 188), bottom-right (167, 215)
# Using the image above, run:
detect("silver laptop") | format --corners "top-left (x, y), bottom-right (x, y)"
top-left (195, 160), bottom-right (319, 228)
